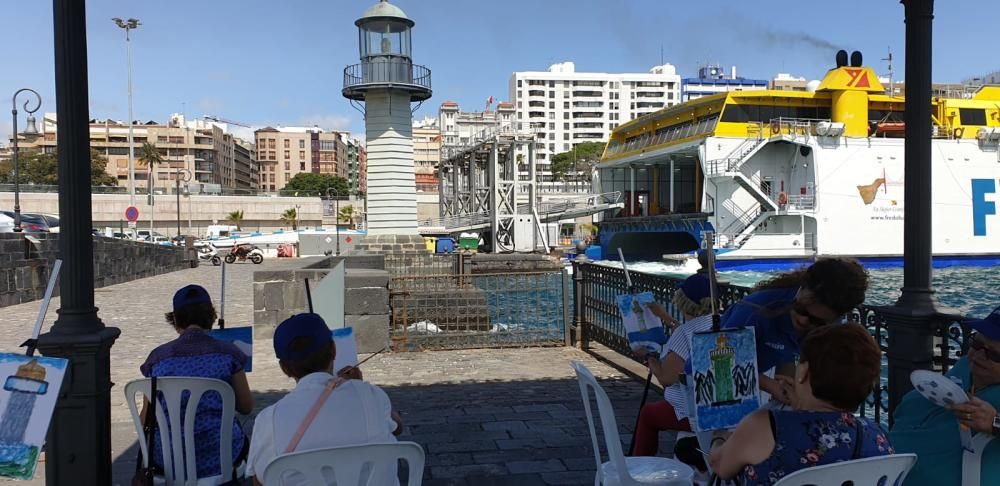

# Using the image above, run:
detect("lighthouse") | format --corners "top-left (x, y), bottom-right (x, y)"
top-left (0, 359), bottom-right (48, 444)
top-left (343, 0), bottom-right (432, 241)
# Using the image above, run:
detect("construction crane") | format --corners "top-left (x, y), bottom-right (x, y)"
top-left (202, 114), bottom-right (250, 128)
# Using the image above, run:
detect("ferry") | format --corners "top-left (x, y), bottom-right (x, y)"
top-left (594, 52), bottom-right (1000, 270)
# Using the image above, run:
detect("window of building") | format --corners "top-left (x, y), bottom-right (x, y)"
top-left (548, 143), bottom-right (555, 152)
top-left (960, 108), bottom-right (987, 126)
top-left (284, 172), bottom-right (290, 181)
top-left (563, 102), bottom-right (570, 109)
top-left (549, 80), bottom-right (555, 88)
top-left (549, 101), bottom-right (555, 109)
top-left (548, 122), bottom-right (555, 129)
top-left (299, 140), bottom-right (305, 149)
top-left (548, 113), bottom-right (555, 119)
top-left (563, 112), bottom-right (570, 119)
top-left (300, 162), bottom-right (306, 170)
top-left (517, 80), bottom-right (522, 87)
top-left (563, 91), bottom-right (570, 98)
top-left (564, 144), bottom-right (570, 151)
top-left (564, 133), bottom-right (570, 140)
top-left (549, 91), bottom-right (555, 98)
top-left (269, 174), bottom-right (275, 183)
top-left (284, 150), bottom-right (290, 159)
top-left (284, 162), bottom-right (290, 170)
top-left (300, 151), bottom-right (306, 159)
top-left (548, 133), bottom-right (555, 140)
top-left (517, 101), bottom-right (522, 108)
top-left (268, 140), bottom-right (276, 149)
top-left (284, 140), bottom-right (290, 148)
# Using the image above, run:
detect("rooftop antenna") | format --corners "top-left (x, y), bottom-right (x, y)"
top-left (882, 47), bottom-right (894, 98)
top-left (660, 44), bottom-right (664, 66)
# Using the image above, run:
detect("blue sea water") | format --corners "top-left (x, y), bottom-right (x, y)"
top-left (617, 262), bottom-right (1000, 320)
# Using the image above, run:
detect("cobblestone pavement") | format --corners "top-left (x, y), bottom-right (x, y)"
top-left (0, 260), bottom-right (675, 485)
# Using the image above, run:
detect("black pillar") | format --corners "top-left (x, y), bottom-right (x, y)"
top-left (37, 1), bottom-right (120, 484)
top-left (880, 0), bottom-right (958, 417)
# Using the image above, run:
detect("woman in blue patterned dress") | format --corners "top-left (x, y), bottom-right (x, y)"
top-left (709, 323), bottom-right (894, 485)
top-left (140, 284), bottom-right (254, 482)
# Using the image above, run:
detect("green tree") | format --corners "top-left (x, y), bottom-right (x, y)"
top-left (281, 208), bottom-right (299, 230)
top-left (550, 141), bottom-right (604, 182)
top-left (282, 172), bottom-right (350, 196)
top-left (338, 205), bottom-right (354, 227)
top-left (0, 149), bottom-right (118, 186)
top-left (138, 142), bottom-right (163, 194)
top-left (225, 210), bottom-right (244, 230)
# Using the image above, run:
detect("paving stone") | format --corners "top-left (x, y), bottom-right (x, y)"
top-left (428, 440), bottom-right (499, 454)
top-left (541, 471), bottom-right (597, 485)
top-left (467, 474), bottom-right (548, 486)
top-left (430, 464), bottom-right (508, 479)
top-left (561, 457), bottom-right (595, 471)
top-left (507, 459), bottom-right (567, 474)
top-left (496, 438), bottom-right (547, 450)
top-left (482, 420), bottom-right (528, 432)
top-left (513, 404), bottom-right (569, 413)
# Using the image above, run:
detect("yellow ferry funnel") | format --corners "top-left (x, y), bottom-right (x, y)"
top-left (972, 86), bottom-right (1000, 101)
top-left (818, 66), bottom-right (884, 138)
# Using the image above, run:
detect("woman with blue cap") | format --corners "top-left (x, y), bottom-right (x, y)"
top-left (140, 284), bottom-right (254, 482)
top-left (890, 306), bottom-right (1000, 485)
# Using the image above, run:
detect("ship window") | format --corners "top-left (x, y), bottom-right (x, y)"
top-left (959, 108), bottom-right (987, 126)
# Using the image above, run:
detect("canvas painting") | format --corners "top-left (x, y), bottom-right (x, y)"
top-left (331, 327), bottom-right (358, 374)
top-left (0, 354), bottom-right (68, 480)
top-left (690, 328), bottom-right (760, 431)
top-left (616, 291), bottom-right (668, 354)
top-left (208, 327), bottom-right (253, 372)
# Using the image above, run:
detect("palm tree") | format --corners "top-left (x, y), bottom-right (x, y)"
top-left (137, 142), bottom-right (163, 233)
top-left (338, 205), bottom-right (355, 228)
top-left (225, 210), bottom-right (244, 230)
top-left (137, 142), bottom-right (163, 194)
top-left (281, 208), bottom-right (299, 230)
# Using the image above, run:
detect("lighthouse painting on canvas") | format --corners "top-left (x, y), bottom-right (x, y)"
top-left (0, 354), bottom-right (67, 480)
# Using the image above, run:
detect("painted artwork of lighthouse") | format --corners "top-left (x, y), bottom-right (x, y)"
top-left (690, 328), bottom-right (760, 431)
top-left (0, 354), bottom-right (67, 480)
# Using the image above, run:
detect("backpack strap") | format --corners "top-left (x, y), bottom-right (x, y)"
top-left (284, 377), bottom-right (347, 454)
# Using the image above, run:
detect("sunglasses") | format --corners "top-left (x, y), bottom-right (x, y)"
top-left (970, 335), bottom-right (1000, 363)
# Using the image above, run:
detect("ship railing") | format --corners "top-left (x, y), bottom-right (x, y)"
top-left (784, 195), bottom-right (815, 211)
top-left (767, 117), bottom-right (832, 140)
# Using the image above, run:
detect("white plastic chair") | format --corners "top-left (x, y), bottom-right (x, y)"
top-left (125, 377), bottom-right (239, 486)
top-left (962, 433), bottom-right (995, 486)
top-left (261, 441), bottom-right (425, 486)
top-left (772, 454), bottom-right (917, 486)
top-left (570, 360), bottom-right (695, 485)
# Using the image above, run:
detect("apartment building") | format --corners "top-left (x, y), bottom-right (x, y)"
top-left (233, 140), bottom-right (257, 190)
top-left (508, 62), bottom-right (681, 183)
top-left (345, 138), bottom-right (367, 195)
top-left (769, 73), bottom-right (810, 92)
top-left (254, 127), bottom-right (360, 193)
top-left (14, 113), bottom-right (256, 192)
top-left (681, 65), bottom-right (768, 102)
top-left (412, 116), bottom-right (441, 192)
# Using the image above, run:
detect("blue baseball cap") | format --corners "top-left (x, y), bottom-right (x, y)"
top-left (274, 313), bottom-right (332, 360)
top-left (968, 306), bottom-right (1000, 340)
top-left (172, 285), bottom-right (212, 313)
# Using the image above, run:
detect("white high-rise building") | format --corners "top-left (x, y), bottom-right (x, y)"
top-left (509, 62), bottom-right (681, 185)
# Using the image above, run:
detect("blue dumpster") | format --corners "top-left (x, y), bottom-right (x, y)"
top-left (436, 238), bottom-right (456, 253)
top-left (584, 245), bottom-right (603, 260)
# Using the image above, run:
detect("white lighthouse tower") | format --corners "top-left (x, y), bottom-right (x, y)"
top-left (343, 0), bottom-right (432, 240)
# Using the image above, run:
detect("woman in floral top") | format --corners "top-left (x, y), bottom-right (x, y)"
top-left (709, 323), bottom-right (894, 485)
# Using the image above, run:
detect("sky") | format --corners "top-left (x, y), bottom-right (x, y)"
top-left (2, 0), bottom-right (998, 144)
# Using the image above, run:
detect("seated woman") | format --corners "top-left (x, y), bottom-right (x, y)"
top-left (709, 323), bottom-right (893, 485)
top-left (140, 284), bottom-right (254, 482)
top-left (247, 313), bottom-right (403, 485)
top-left (890, 306), bottom-right (1000, 486)
top-left (632, 253), bottom-right (718, 457)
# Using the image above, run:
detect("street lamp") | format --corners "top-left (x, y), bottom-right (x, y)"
top-left (11, 88), bottom-right (42, 233)
top-left (173, 168), bottom-right (192, 239)
top-left (112, 17), bottom-right (140, 206)
top-left (326, 187), bottom-right (342, 255)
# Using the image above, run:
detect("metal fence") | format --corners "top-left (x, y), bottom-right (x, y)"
top-left (382, 253), bottom-right (460, 278)
top-left (574, 261), bottom-right (972, 425)
top-left (389, 271), bottom-right (570, 351)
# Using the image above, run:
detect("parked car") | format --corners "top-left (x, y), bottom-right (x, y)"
top-left (35, 214), bottom-right (59, 233)
top-left (0, 211), bottom-right (50, 232)
top-left (136, 230), bottom-right (169, 242)
top-left (0, 213), bottom-right (14, 233)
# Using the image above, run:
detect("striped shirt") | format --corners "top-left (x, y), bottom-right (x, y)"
top-left (662, 314), bottom-right (714, 421)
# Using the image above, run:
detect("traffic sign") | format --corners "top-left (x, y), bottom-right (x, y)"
top-left (127, 221), bottom-right (137, 229)
top-left (125, 206), bottom-right (139, 222)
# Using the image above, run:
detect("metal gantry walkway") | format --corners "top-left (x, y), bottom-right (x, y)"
top-left (429, 129), bottom-right (622, 251)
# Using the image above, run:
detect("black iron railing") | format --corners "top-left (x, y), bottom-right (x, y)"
top-left (574, 261), bottom-right (971, 425)
top-left (343, 60), bottom-right (432, 92)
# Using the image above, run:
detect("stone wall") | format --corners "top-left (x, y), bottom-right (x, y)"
top-left (468, 253), bottom-right (562, 274)
top-left (253, 255), bottom-right (391, 353)
top-left (0, 233), bottom-right (196, 307)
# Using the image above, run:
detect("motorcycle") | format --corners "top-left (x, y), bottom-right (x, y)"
top-left (224, 243), bottom-right (264, 264)
top-left (197, 243), bottom-right (222, 266)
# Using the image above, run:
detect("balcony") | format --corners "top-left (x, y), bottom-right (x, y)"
top-left (572, 90), bottom-right (603, 97)
top-left (573, 122), bottom-right (604, 129)
top-left (572, 112), bottom-right (603, 119)
top-left (528, 90), bottom-right (546, 97)
top-left (343, 59), bottom-right (432, 102)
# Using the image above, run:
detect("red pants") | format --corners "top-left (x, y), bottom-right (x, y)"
top-left (632, 400), bottom-right (691, 456)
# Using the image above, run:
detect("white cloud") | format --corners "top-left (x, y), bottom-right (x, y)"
top-left (198, 98), bottom-right (226, 113)
top-left (298, 114), bottom-right (352, 132)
